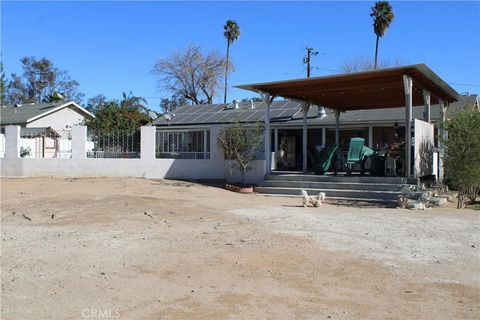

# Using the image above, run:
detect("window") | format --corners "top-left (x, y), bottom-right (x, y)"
top-left (156, 130), bottom-right (210, 159)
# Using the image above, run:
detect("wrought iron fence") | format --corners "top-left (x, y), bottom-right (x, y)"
top-left (87, 129), bottom-right (141, 159)
top-left (155, 130), bottom-right (210, 159)
top-left (57, 138), bottom-right (73, 158)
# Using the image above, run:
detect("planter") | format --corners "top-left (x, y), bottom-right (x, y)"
top-left (224, 183), bottom-right (254, 194)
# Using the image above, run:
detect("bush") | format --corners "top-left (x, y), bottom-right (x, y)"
top-left (217, 120), bottom-right (264, 187)
top-left (441, 110), bottom-right (480, 208)
top-left (20, 146), bottom-right (31, 158)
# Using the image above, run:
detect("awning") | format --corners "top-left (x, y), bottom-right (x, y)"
top-left (235, 64), bottom-right (459, 110)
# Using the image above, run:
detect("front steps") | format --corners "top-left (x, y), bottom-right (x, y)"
top-left (255, 173), bottom-right (417, 203)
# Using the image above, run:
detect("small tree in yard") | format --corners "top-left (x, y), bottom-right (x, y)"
top-left (441, 110), bottom-right (480, 208)
top-left (217, 120), bottom-right (264, 187)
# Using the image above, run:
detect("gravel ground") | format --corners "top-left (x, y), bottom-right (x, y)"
top-left (231, 206), bottom-right (480, 285)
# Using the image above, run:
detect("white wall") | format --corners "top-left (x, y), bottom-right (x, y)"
top-left (0, 125), bottom-right (266, 185)
top-left (0, 133), bottom-right (5, 158)
top-left (27, 107), bottom-right (86, 137)
top-left (414, 119), bottom-right (435, 178)
top-left (223, 160), bottom-right (267, 185)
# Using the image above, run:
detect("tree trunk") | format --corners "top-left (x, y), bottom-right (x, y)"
top-left (241, 169), bottom-right (245, 187)
top-left (224, 42), bottom-right (230, 104)
top-left (374, 35), bottom-right (379, 69)
top-left (458, 191), bottom-right (465, 209)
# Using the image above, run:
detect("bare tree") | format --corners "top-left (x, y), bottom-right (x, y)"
top-left (159, 93), bottom-right (188, 114)
top-left (5, 56), bottom-right (83, 104)
top-left (85, 94), bottom-right (107, 113)
top-left (340, 56), bottom-right (403, 73)
top-left (153, 45), bottom-right (228, 105)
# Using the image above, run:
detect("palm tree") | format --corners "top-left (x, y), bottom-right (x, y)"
top-left (43, 91), bottom-right (64, 103)
top-left (370, 1), bottom-right (394, 69)
top-left (119, 91), bottom-right (150, 126)
top-left (120, 91), bottom-right (148, 111)
top-left (223, 20), bottom-right (240, 104)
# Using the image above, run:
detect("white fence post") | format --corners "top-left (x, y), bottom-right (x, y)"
top-left (72, 126), bottom-right (87, 159)
top-left (5, 125), bottom-right (20, 159)
top-left (141, 126), bottom-right (156, 160)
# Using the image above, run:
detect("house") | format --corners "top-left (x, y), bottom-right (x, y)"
top-left (19, 127), bottom-right (62, 159)
top-left (0, 101), bottom-right (94, 158)
top-left (152, 94), bottom-right (478, 173)
top-left (0, 101), bottom-right (94, 137)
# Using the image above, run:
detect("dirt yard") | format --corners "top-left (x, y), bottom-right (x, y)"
top-left (1, 177), bottom-right (479, 320)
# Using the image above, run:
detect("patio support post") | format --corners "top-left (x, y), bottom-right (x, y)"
top-left (423, 90), bottom-right (431, 123)
top-left (334, 109), bottom-right (340, 147)
top-left (403, 75), bottom-right (413, 178)
top-left (261, 92), bottom-right (274, 175)
top-left (203, 129), bottom-right (208, 159)
top-left (321, 127), bottom-right (326, 147)
top-left (368, 126), bottom-right (373, 148)
top-left (302, 102), bottom-right (310, 173)
top-left (438, 100), bottom-right (448, 183)
top-left (274, 128), bottom-right (279, 153)
top-left (274, 128), bottom-right (279, 170)
top-left (334, 109), bottom-right (342, 174)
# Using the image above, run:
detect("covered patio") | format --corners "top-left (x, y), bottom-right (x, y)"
top-left (236, 64), bottom-right (459, 178)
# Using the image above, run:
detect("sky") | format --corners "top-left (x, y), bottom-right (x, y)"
top-left (1, 1), bottom-right (479, 112)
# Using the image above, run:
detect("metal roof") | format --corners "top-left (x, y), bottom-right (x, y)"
top-left (152, 100), bottom-right (304, 126)
top-left (1, 101), bottom-right (93, 126)
top-left (235, 64), bottom-right (459, 110)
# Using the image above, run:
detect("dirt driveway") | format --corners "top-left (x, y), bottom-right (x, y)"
top-left (1, 177), bottom-right (479, 319)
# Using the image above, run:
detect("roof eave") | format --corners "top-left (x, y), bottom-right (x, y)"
top-left (235, 64), bottom-right (460, 106)
top-left (26, 101), bottom-right (95, 123)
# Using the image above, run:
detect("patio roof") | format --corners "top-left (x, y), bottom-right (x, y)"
top-left (235, 64), bottom-right (459, 110)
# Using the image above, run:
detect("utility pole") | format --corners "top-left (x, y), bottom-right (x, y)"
top-left (303, 47), bottom-right (318, 78)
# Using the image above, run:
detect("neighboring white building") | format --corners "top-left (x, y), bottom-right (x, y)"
top-left (1, 101), bottom-right (94, 137)
top-left (0, 101), bottom-right (94, 158)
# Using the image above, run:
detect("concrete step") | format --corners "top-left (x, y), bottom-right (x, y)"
top-left (266, 174), bottom-right (415, 185)
top-left (260, 179), bottom-right (406, 192)
top-left (259, 193), bottom-right (398, 205)
top-left (255, 186), bottom-right (401, 201)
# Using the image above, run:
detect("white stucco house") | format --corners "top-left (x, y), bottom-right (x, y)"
top-left (0, 101), bottom-right (94, 158)
top-left (0, 100), bottom-right (94, 137)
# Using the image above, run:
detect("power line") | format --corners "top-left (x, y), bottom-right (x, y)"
top-left (448, 82), bottom-right (480, 87)
top-left (311, 66), bottom-right (342, 73)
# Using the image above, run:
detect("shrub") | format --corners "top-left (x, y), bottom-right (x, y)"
top-left (217, 120), bottom-right (264, 187)
top-left (441, 110), bottom-right (480, 208)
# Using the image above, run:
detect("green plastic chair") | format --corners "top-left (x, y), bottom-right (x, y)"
top-left (309, 144), bottom-right (338, 175)
top-left (320, 144), bottom-right (338, 175)
top-left (346, 137), bottom-right (373, 175)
